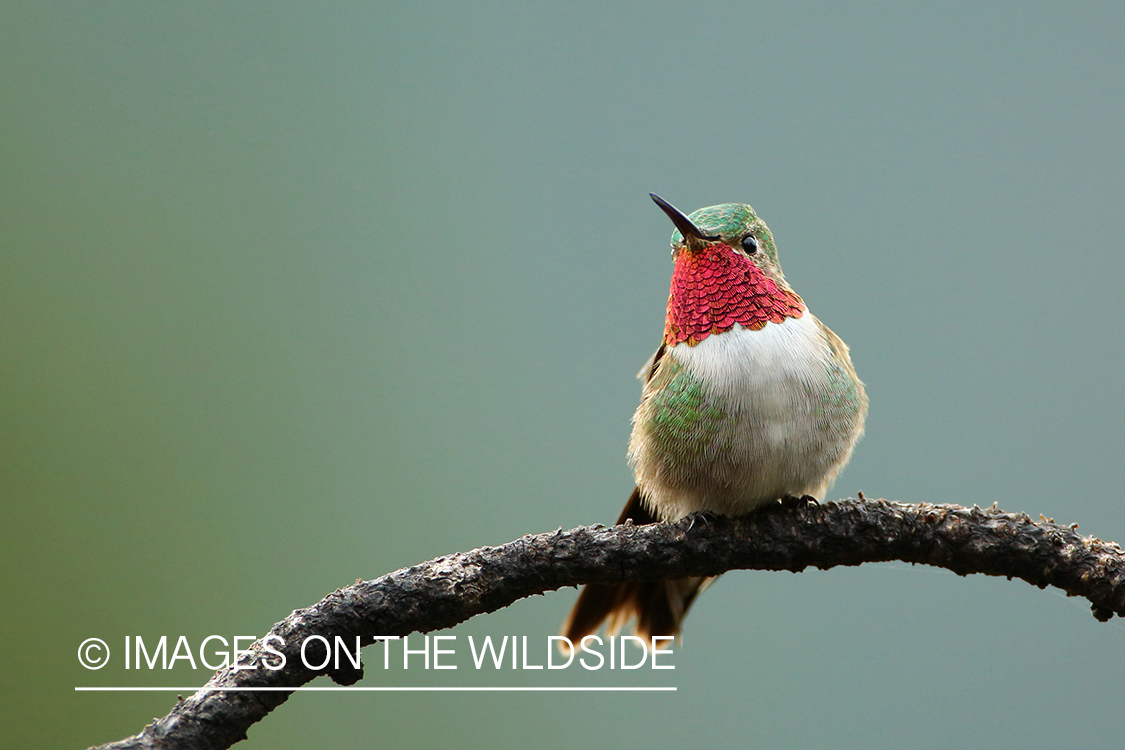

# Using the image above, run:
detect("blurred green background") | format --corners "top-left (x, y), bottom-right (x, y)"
top-left (3, 2), bottom-right (1124, 748)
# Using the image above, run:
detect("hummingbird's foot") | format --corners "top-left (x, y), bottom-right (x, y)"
top-left (686, 510), bottom-right (720, 530)
top-left (780, 494), bottom-right (820, 509)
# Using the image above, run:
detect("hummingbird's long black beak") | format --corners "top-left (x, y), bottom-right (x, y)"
top-left (650, 193), bottom-right (720, 242)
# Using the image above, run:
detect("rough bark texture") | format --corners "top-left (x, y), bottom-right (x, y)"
top-left (89, 498), bottom-right (1125, 750)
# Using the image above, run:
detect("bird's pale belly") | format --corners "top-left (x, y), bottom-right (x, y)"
top-left (628, 317), bottom-right (864, 521)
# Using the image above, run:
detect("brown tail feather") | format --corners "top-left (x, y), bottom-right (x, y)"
top-left (561, 488), bottom-right (711, 648)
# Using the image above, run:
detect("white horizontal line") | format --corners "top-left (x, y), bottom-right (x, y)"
top-left (75, 686), bottom-right (676, 692)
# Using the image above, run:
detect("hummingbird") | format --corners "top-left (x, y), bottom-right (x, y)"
top-left (562, 194), bottom-right (868, 645)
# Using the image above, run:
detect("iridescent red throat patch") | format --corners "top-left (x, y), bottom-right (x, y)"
top-left (664, 243), bottom-right (805, 346)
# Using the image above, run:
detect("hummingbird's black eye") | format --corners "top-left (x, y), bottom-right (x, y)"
top-left (741, 235), bottom-right (759, 254)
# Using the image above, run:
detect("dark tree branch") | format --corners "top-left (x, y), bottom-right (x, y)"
top-left (90, 498), bottom-right (1125, 750)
